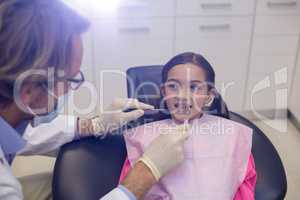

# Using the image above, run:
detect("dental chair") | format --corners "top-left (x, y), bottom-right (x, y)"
top-left (53, 66), bottom-right (287, 200)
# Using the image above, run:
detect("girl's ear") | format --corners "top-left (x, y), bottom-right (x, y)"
top-left (204, 89), bottom-right (215, 107)
top-left (160, 85), bottom-right (166, 97)
top-left (160, 84), bottom-right (169, 111)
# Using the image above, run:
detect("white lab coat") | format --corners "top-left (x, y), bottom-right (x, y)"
top-left (0, 115), bottom-right (132, 200)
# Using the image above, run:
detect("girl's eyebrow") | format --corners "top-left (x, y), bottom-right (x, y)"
top-left (166, 78), bottom-right (180, 83)
top-left (190, 80), bottom-right (204, 84)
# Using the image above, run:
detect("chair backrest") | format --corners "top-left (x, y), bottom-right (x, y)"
top-left (53, 135), bottom-right (127, 200)
top-left (229, 112), bottom-right (287, 200)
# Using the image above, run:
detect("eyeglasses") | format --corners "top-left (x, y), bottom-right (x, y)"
top-left (39, 71), bottom-right (85, 91)
top-left (67, 71), bottom-right (85, 90)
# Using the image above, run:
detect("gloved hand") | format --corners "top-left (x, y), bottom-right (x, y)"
top-left (139, 123), bottom-right (190, 181)
top-left (90, 98), bottom-right (154, 135)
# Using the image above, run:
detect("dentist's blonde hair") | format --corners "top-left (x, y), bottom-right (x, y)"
top-left (0, 0), bottom-right (89, 104)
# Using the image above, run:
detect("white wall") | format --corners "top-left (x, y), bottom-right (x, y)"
top-left (61, 0), bottom-right (300, 115)
top-left (289, 49), bottom-right (300, 121)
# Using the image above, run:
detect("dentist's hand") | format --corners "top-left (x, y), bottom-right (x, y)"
top-left (139, 123), bottom-right (190, 181)
top-left (79, 98), bottom-right (154, 136)
top-left (121, 123), bottom-right (190, 200)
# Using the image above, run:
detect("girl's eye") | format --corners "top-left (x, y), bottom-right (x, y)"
top-left (166, 83), bottom-right (179, 91)
top-left (190, 84), bottom-right (205, 93)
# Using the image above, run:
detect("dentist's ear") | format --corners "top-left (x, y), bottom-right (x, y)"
top-left (18, 83), bottom-right (42, 106)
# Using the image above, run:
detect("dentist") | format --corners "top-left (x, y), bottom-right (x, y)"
top-left (0, 0), bottom-right (189, 200)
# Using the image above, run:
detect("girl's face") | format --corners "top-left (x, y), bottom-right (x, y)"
top-left (161, 63), bottom-right (213, 123)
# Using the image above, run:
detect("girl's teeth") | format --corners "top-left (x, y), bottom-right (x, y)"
top-left (176, 104), bottom-right (192, 114)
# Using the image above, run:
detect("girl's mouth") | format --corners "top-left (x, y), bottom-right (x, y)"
top-left (174, 102), bottom-right (192, 115)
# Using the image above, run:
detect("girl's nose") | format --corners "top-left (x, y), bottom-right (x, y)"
top-left (178, 87), bottom-right (191, 98)
top-left (178, 89), bottom-right (193, 104)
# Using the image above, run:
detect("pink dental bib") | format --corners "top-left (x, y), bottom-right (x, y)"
top-left (124, 114), bottom-right (253, 200)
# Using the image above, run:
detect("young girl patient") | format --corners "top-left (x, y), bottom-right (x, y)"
top-left (120, 52), bottom-right (256, 200)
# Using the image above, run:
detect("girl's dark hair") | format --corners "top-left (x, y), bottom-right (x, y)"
top-left (162, 52), bottom-right (215, 90)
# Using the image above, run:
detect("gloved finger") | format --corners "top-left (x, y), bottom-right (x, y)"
top-left (178, 129), bottom-right (190, 141)
top-left (119, 109), bottom-right (145, 124)
top-left (111, 98), bottom-right (154, 110)
top-left (110, 98), bottom-right (130, 110)
top-left (174, 124), bottom-right (190, 142)
top-left (123, 99), bottom-right (154, 110)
